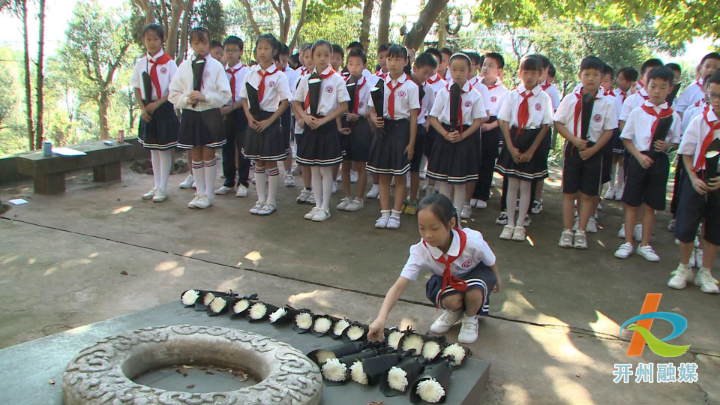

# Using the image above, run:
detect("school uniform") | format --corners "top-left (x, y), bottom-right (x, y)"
top-left (427, 82), bottom-right (487, 183)
top-left (281, 66), bottom-right (299, 148)
top-left (294, 66), bottom-right (350, 166)
top-left (669, 101), bottom-right (710, 217)
top-left (410, 79), bottom-right (435, 171)
top-left (474, 78), bottom-right (509, 201)
top-left (681, 101), bottom-right (709, 133)
top-left (341, 75), bottom-right (373, 162)
top-left (541, 81), bottom-right (561, 111)
top-left (675, 109), bottom-right (720, 246)
top-left (130, 50), bottom-right (179, 150)
top-left (401, 228), bottom-right (497, 314)
top-left (367, 73), bottom-right (420, 176)
top-left (169, 54), bottom-right (231, 149)
top-left (555, 88), bottom-right (618, 196)
top-left (620, 101), bottom-right (682, 210)
top-left (674, 79), bottom-right (706, 114)
top-left (619, 89), bottom-right (650, 121)
top-left (423, 73), bottom-right (447, 158)
top-left (291, 69), bottom-right (309, 138)
top-left (239, 64), bottom-right (293, 161)
top-left (218, 62), bottom-right (251, 188)
top-left (613, 88), bottom-right (629, 105)
top-left (495, 84), bottom-right (554, 181)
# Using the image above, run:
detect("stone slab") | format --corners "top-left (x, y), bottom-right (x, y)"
top-left (0, 302), bottom-right (490, 405)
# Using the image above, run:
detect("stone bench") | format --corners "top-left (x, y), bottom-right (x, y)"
top-left (16, 141), bottom-right (134, 194)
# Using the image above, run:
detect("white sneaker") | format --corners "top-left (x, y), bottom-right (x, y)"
top-left (495, 212), bottom-right (508, 225)
top-left (694, 236), bottom-right (700, 248)
top-left (337, 197), bottom-right (352, 210)
top-left (500, 225), bottom-right (514, 240)
top-left (285, 173), bottom-right (295, 187)
top-left (312, 209), bottom-right (331, 222)
top-left (434, 183), bottom-right (440, 193)
top-left (419, 171), bottom-right (426, 180)
top-left (307, 193), bottom-right (316, 205)
top-left (430, 310), bottom-right (462, 334)
top-left (143, 188), bottom-right (157, 200)
top-left (460, 203), bottom-right (472, 219)
top-left (587, 217), bottom-right (598, 233)
top-left (604, 188), bottom-right (615, 200)
top-left (524, 215), bottom-right (531, 227)
top-left (350, 170), bottom-right (358, 184)
top-left (216, 185), bottom-right (234, 195)
top-left (597, 202), bottom-right (603, 211)
top-left (152, 189), bottom-right (168, 202)
top-left (615, 242), bottom-right (634, 259)
top-left (188, 195), bottom-right (200, 209)
top-left (633, 224), bottom-right (643, 242)
top-left (305, 207), bottom-right (322, 220)
top-left (667, 219), bottom-right (676, 232)
top-left (236, 184), bottom-right (248, 197)
top-left (512, 226), bottom-right (526, 241)
top-left (615, 190), bottom-right (623, 200)
top-left (690, 251), bottom-right (696, 268)
top-left (179, 175), bottom-right (194, 189)
top-left (476, 200), bottom-right (487, 209)
top-left (458, 316), bottom-right (479, 344)
top-left (336, 173), bottom-right (343, 182)
top-left (559, 230), bottom-right (574, 248)
top-left (637, 245), bottom-right (660, 262)
top-left (668, 265), bottom-right (694, 290)
top-left (375, 215), bottom-right (390, 229)
top-left (332, 182), bottom-right (338, 194)
top-left (195, 194), bottom-right (211, 209)
top-left (345, 198), bottom-right (364, 211)
top-left (291, 164), bottom-right (302, 175)
top-left (250, 201), bottom-right (264, 215)
top-left (531, 199), bottom-right (543, 214)
top-left (470, 199), bottom-right (478, 207)
top-left (695, 249), bottom-right (703, 268)
top-left (618, 223), bottom-right (626, 239)
top-left (573, 230), bottom-right (588, 249)
top-left (366, 184), bottom-right (380, 199)
top-left (694, 269), bottom-right (720, 294)
top-left (386, 216), bottom-right (401, 229)
top-left (258, 203), bottom-right (276, 216)
top-left (297, 188), bottom-right (311, 203)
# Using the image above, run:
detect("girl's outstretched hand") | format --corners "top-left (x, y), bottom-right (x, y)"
top-left (367, 319), bottom-right (385, 342)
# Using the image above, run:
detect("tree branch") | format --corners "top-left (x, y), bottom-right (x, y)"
top-left (238, 0), bottom-right (261, 37)
top-left (288, 0), bottom-right (307, 50)
top-left (281, 0), bottom-right (292, 44)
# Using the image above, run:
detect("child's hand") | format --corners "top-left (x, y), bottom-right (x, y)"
top-left (692, 177), bottom-right (708, 195)
top-left (573, 138), bottom-right (588, 151)
top-left (297, 119), bottom-right (305, 129)
top-left (481, 122), bottom-right (496, 132)
top-left (520, 150), bottom-right (534, 163)
top-left (145, 101), bottom-right (158, 114)
top-left (140, 109), bottom-right (152, 123)
top-left (510, 147), bottom-right (522, 162)
top-left (190, 90), bottom-right (206, 103)
top-left (579, 147), bottom-right (595, 161)
top-left (445, 131), bottom-right (459, 142)
top-left (220, 105), bottom-right (232, 115)
top-left (373, 116), bottom-right (384, 128)
top-left (654, 140), bottom-right (671, 152)
top-left (346, 113), bottom-right (360, 122)
top-left (339, 128), bottom-right (351, 135)
top-left (249, 119), bottom-right (260, 131)
top-left (367, 319), bottom-right (385, 342)
top-left (405, 144), bottom-right (414, 160)
top-left (493, 278), bottom-right (502, 292)
top-left (255, 119), bottom-right (271, 133)
top-left (636, 154), bottom-right (654, 169)
top-left (305, 115), bottom-right (320, 130)
top-left (708, 176), bottom-right (720, 191)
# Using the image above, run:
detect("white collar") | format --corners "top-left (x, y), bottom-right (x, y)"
top-left (387, 73), bottom-right (408, 85)
top-left (191, 53), bottom-right (208, 62)
top-left (313, 65), bottom-right (334, 75)
top-left (643, 100), bottom-right (670, 110)
top-left (639, 88), bottom-right (649, 97)
top-left (256, 64), bottom-right (278, 74)
top-left (424, 229), bottom-right (461, 260)
top-left (707, 109), bottom-right (718, 122)
top-left (482, 77), bottom-right (502, 87)
top-left (147, 49), bottom-right (165, 60)
top-left (225, 61), bottom-right (244, 71)
top-left (518, 84), bottom-right (542, 96)
top-left (575, 87), bottom-right (604, 99)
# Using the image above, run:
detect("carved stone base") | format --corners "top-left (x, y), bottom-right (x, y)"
top-left (62, 325), bottom-right (323, 405)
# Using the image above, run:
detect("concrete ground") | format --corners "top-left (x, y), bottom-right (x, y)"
top-left (0, 161), bottom-right (718, 404)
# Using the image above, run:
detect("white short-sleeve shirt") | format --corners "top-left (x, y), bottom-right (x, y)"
top-left (497, 84), bottom-right (554, 129)
top-left (430, 82), bottom-right (488, 127)
top-left (130, 50), bottom-right (178, 101)
top-left (425, 73), bottom-right (447, 95)
top-left (367, 73), bottom-right (420, 120)
top-left (619, 89), bottom-right (650, 122)
top-left (541, 81), bottom-right (561, 111)
top-left (238, 64), bottom-right (292, 113)
top-left (483, 78), bottom-right (509, 117)
top-left (554, 88), bottom-right (619, 143)
top-left (620, 101), bottom-right (682, 152)
top-left (345, 75), bottom-right (373, 116)
top-left (400, 228), bottom-right (496, 281)
top-left (293, 66), bottom-right (350, 116)
top-left (674, 80), bottom-right (705, 114)
top-left (224, 62), bottom-right (249, 104)
top-left (282, 66), bottom-right (299, 99)
top-left (468, 76), bottom-right (492, 114)
top-left (681, 102), bottom-right (707, 133)
top-left (417, 81), bottom-right (436, 125)
top-left (678, 109), bottom-right (720, 170)
top-left (168, 54), bottom-right (231, 111)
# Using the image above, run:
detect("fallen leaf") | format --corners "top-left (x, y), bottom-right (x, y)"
top-left (576, 374), bottom-right (581, 378)
top-left (182, 371), bottom-right (188, 377)
top-left (529, 290), bottom-right (533, 293)
top-left (120, 271), bottom-right (128, 275)
top-left (205, 370), bottom-right (214, 375)
top-left (235, 371), bottom-right (248, 382)
top-left (182, 365), bottom-right (193, 369)
top-left (175, 369), bottom-right (182, 375)
top-left (368, 401), bottom-right (384, 405)
top-left (187, 384), bottom-right (195, 389)
top-left (48, 379), bottom-right (55, 385)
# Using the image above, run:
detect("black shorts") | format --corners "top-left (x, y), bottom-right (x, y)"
top-left (410, 124), bottom-right (427, 172)
top-left (425, 263), bottom-right (496, 316)
top-left (562, 141), bottom-right (603, 196)
top-left (424, 126), bottom-right (438, 158)
top-left (675, 173), bottom-right (720, 246)
top-left (622, 152), bottom-right (670, 210)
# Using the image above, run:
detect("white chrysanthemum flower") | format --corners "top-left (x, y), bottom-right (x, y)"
top-left (209, 297), bottom-right (227, 314)
top-left (233, 299), bottom-right (250, 314)
top-left (402, 334), bottom-right (425, 354)
top-left (248, 302), bottom-right (268, 320)
top-left (181, 290), bottom-right (199, 306)
top-left (333, 319), bottom-right (350, 337)
top-left (268, 307), bottom-right (287, 323)
top-left (350, 361), bottom-right (369, 385)
top-left (346, 325), bottom-right (365, 341)
top-left (313, 317), bottom-right (333, 334)
top-left (422, 341), bottom-right (442, 361)
top-left (202, 292), bottom-right (215, 306)
top-left (416, 378), bottom-right (445, 403)
top-left (387, 330), bottom-right (403, 350)
top-left (442, 343), bottom-right (466, 366)
top-left (321, 358), bottom-right (347, 382)
top-left (315, 350), bottom-right (336, 365)
top-left (387, 366), bottom-right (409, 392)
top-left (296, 312), bottom-right (313, 330)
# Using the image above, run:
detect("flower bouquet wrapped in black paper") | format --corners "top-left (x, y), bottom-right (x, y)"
top-left (379, 356), bottom-right (425, 397)
top-left (384, 327), bottom-right (405, 351)
top-left (648, 113), bottom-right (674, 160)
top-left (246, 301), bottom-right (278, 322)
top-left (397, 329), bottom-right (444, 356)
top-left (342, 321), bottom-right (369, 342)
top-left (307, 72), bottom-right (322, 117)
top-left (349, 349), bottom-right (416, 386)
top-left (268, 305), bottom-right (299, 325)
top-left (370, 79), bottom-right (385, 139)
top-left (320, 348), bottom-right (379, 386)
top-left (440, 343), bottom-right (471, 367)
top-left (311, 314), bottom-right (338, 337)
top-left (420, 335), bottom-right (448, 362)
top-left (229, 294), bottom-right (259, 317)
top-left (207, 293), bottom-right (257, 316)
top-left (409, 358), bottom-right (453, 404)
top-left (704, 138), bottom-right (720, 191)
top-left (191, 57), bottom-right (206, 108)
top-left (307, 341), bottom-right (366, 366)
top-left (244, 82), bottom-right (261, 120)
top-left (141, 71), bottom-right (153, 108)
top-left (342, 78), bottom-right (358, 129)
top-left (181, 289), bottom-right (236, 311)
top-left (293, 309), bottom-right (315, 333)
top-left (331, 317), bottom-right (352, 339)
top-left (449, 82), bottom-right (462, 132)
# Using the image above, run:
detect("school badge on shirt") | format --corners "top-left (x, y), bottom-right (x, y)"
top-left (462, 259), bottom-right (472, 269)
top-left (535, 103), bottom-right (542, 111)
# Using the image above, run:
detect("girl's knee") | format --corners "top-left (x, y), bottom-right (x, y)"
top-left (465, 289), bottom-right (485, 303)
top-left (441, 294), bottom-right (463, 311)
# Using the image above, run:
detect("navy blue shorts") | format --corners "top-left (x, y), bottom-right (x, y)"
top-left (425, 264), bottom-right (497, 316)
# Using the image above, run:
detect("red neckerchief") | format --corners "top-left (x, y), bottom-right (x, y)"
top-left (694, 100), bottom-right (704, 108)
top-left (694, 109), bottom-right (720, 171)
top-left (619, 89), bottom-right (627, 103)
top-left (376, 70), bottom-right (388, 80)
top-left (603, 88), bottom-right (613, 97)
top-left (257, 65), bottom-right (279, 104)
top-left (446, 82), bottom-right (473, 134)
top-left (423, 228), bottom-right (468, 308)
top-left (304, 67), bottom-right (337, 112)
top-left (517, 88), bottom-right (533, 133)
top-left (571, 88), bottom-right (599, 155)
top-left (427, 73), bottom-right (442, 85)
top-left (386, 75), bottom-right (404, 120)
top-left (148, 51), bottom-right (172, 98)
top-left (225, 63), bottom-right (244, 103)
top-left (641, 103), bottom-right (674, 149)
top-left (541, 81), bottom-right (552, 91)
top-left (483, 78), bottom-right (501, 91)
top-left (352, 76), bottom-right (367, 114)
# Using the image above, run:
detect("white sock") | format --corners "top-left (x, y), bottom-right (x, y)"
top-left (463, 313), bottom-right (477, 322)
top-left (204, 159), bottom-right (217, 198)
top-left (151, 150), bottom-right (161, 190)
top-left (192, 161), bottom-right (205, 196)
top-left (311, 166), bottom-right (322, 208)
top-left (380, 209), bottom-right (391, 218)
top-left (321, 166), bottom-right (333, 211)
top-left (517, 180), bottom-right (532, 226)
top-left (255, 167), bottom-right (267, 203)
top-left (391, 209), bottom-right (402, 218)
top-left (453, 184), bottom-right (466, 210)
top-left (506, 177), bottom-right (520, 227)
top-left (267, 167), bottom-right (280, 206)
top-left (159, 150), bottom-right (172, 193)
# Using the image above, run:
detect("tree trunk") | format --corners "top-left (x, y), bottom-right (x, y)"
top-left (165, 0), bottom-right (185, 59)
top-left (437, 8), bottom-right (447, 48)
top-left (132, 0), bottom-right (155, 25)
top-left (281, 0), bottom-right (292, 45)
top-left (35, 0), bottom-right (46, 150)
top-left (359, 0), bottom-right (373, 51)
top-left (22, 0), bottom-right (35, 150)
top-left (176, 0), bottom-right (195, 64)
top-left (98, 91), bottom-right (110, 140)
top-left (403, 0), bottom-right (449, 50)
top-left (287, 0), bottom-right (307, 51)
top-left (238, 0), bottom-right (262, 37)
top-left (378, 0), bottom-right (392, 46)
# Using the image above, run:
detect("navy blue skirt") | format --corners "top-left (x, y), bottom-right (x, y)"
top-left (367, 119), bottom-right (411, 176)
top-left (495, 127), bottom-right (547, 181)
top-left (426, 124), bottom-right (480, 184)
top-left (425, 263), bottom-right (497, 316)
top-left (177, 108), bottom-right (226, 149)
top-left (138, 101), bottom-right (179, 150)
top-left (243, 110), bottom-right (288, 161)
top-left (296, 118), bottom-right (343, 166)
